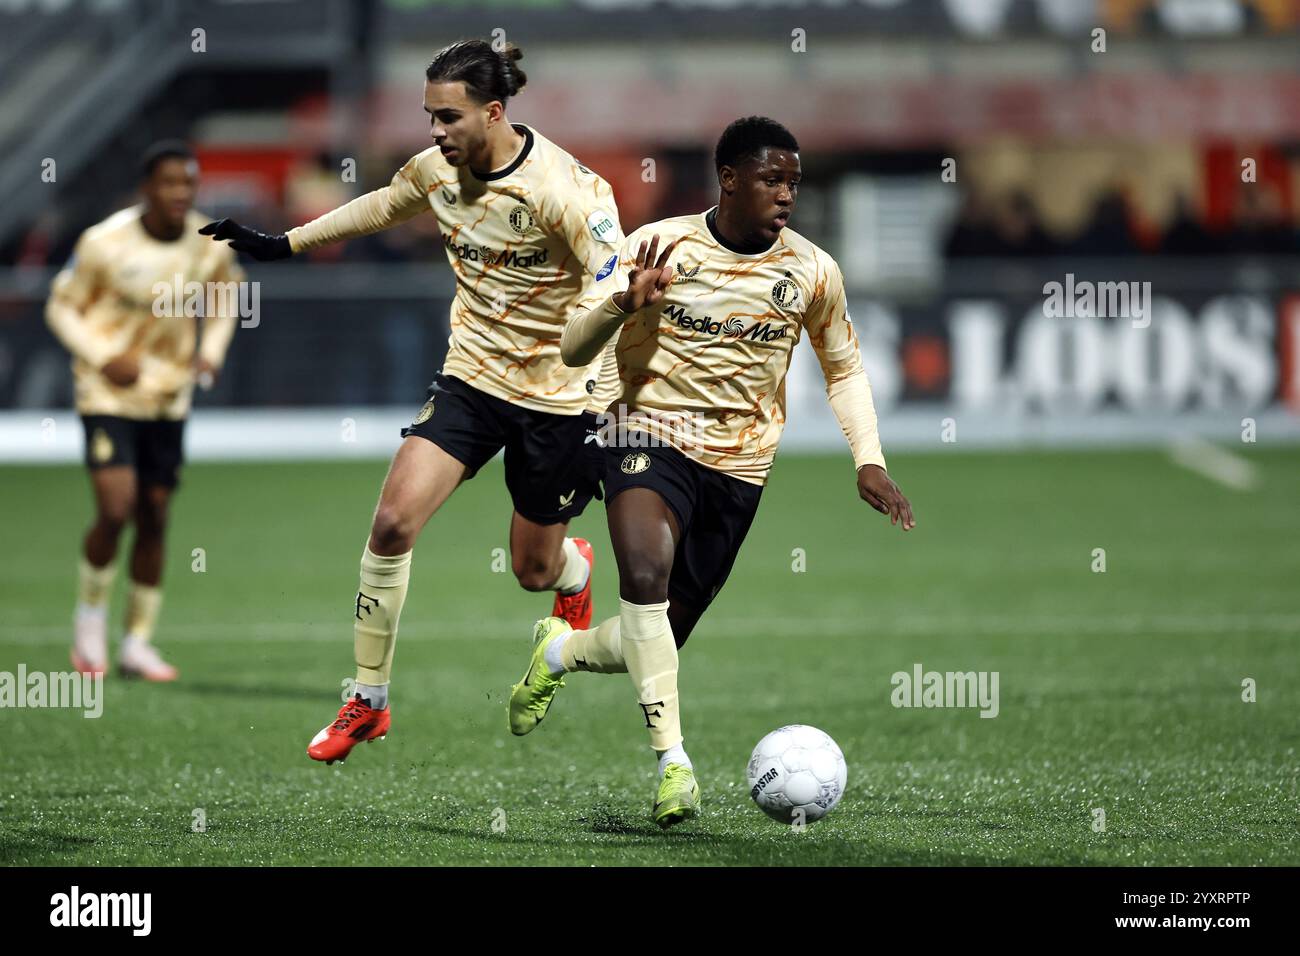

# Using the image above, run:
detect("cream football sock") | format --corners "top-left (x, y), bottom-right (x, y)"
top-left (353, 546), bottom-right (412, 689)
top-left (619, 598), bottom-right (682, 752)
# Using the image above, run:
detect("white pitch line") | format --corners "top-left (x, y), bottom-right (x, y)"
top-left (1167, 436), bottom-right (1259, 491)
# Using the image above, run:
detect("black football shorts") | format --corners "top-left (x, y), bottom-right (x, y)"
top-left (81, 414), bottom-right (185, 489)
top-left (601, 441), bottom-right (763, 610)
top-left (401, 373), bottom-right (601, 525)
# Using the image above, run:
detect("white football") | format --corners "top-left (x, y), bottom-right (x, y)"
top-left (747, 724), bottom-right (847, 824)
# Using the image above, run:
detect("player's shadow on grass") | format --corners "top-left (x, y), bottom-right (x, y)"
top-left (399, 819), bottom-right (1077, 864)
top-left (399, 819), bottom-right (723, 849)
top-left (0, 829), bottom-right (97, 864)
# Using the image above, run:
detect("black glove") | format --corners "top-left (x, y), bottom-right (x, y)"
top-left (199, 219), bottom-right (293, 261)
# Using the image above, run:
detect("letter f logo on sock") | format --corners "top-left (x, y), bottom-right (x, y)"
top-left (355, 591), bottom-right (380, 621)
top-left (639, 700), bottom-right (664, 728)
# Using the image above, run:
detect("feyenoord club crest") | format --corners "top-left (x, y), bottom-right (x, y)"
top-left (621, 452), bottom-right (650, 475)
top-left (412, 398), bottom-right (435, 425)
top-left (771, 275), bottom-right (801, 311)
top-left (508, 203), bottom-right (535, 235)
top-left (91, 428), bottom-right (114, 464)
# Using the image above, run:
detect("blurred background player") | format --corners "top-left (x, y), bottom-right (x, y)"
top-left (200, 40), bottom-right (625, 764)
top-left (508, 117), bottom-right (914, 826)
top-left (45, 141), bottom-right (243, 681)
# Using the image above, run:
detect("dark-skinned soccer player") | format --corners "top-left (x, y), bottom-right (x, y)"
top-left (507, 117), bottom-right (915, 827)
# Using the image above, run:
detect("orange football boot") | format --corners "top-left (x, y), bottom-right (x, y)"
top-left (307, 694), bottom-right (390, 765)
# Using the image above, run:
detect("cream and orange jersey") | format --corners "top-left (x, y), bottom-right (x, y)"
top-left (45, 206), bottom-right (244, 420)
top-left (287, 124), bottom-right (624, 414)
top-left (588, 208), bottom-right (886, 485)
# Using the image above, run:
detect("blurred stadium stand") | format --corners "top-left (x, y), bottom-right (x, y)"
top-left (2, 0), bottom-right (1298, 458)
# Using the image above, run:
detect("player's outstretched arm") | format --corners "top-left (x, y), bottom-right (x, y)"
top-left (560, 234), bottom-right (677, 367)
top-left (202, 156), bottom-right (431, 258)
top-left (198, 219), bottom-right (292, 261)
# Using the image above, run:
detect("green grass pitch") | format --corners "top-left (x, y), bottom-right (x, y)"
top-left (1, 449), bottom-right (1297, 866)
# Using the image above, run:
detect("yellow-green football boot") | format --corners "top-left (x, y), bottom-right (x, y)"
top-left (652, 763), bottom-right (701, 828)
top-left (507, 616), bottom-right (571, 736)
